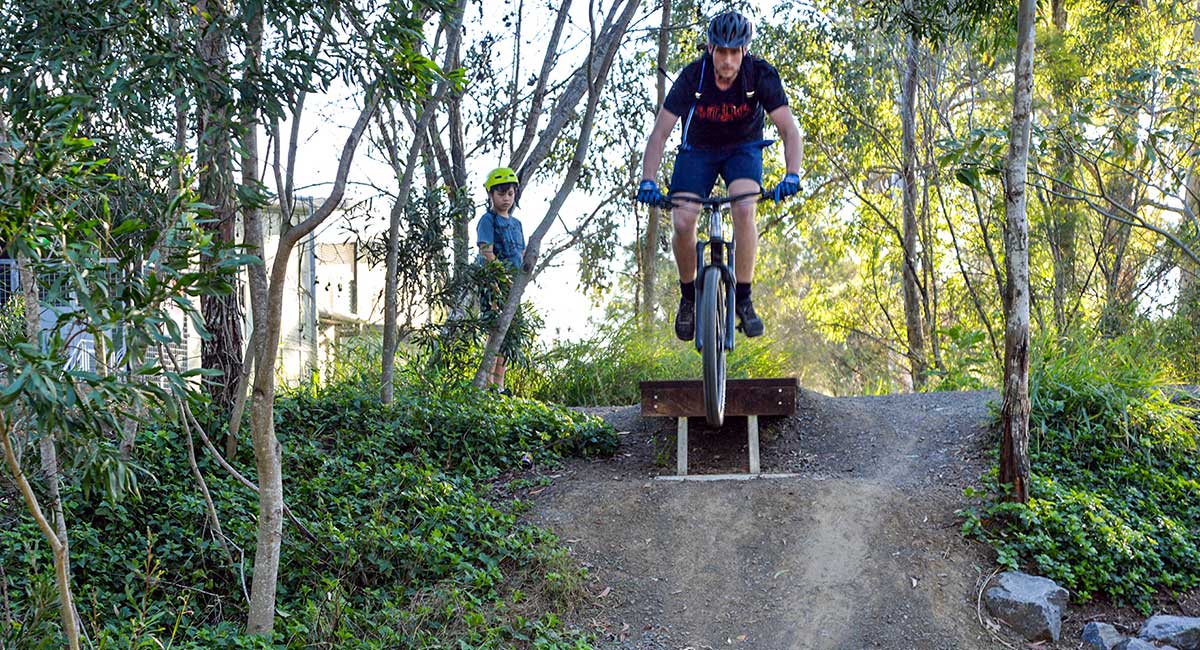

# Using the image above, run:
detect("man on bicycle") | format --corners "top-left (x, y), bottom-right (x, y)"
top-left (636, 10), bottom-right (802, 340)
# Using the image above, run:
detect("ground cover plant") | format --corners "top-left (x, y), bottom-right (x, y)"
top-left (962, 333), bottom-right (1200, 612)
top-left (1, 379), bottom-right (617, 648)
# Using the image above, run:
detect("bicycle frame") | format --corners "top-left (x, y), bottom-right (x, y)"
top-left (694, 204), bottom-right (737, 354)
top-left (666, 191), bottom-right (764, 354)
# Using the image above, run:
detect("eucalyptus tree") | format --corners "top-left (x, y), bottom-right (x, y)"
top-left (382, 0), bottom-right (643, 386)
top-left (471, 0), bottom-right (643, 388)
top-left (228, 0), bottom-right (460, 633)
top-left (999, 0), bottom-right (1037, 503)
top-left (379, 0), bottom-right (467, 405)
top-left (195, 0), bottom-right (243, 413)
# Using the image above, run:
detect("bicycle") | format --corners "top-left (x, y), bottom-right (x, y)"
top-left (659, 190), bottom-right (768, 427)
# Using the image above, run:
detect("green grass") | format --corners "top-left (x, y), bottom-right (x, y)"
top-left (516, 319), bottom-right (790, 406)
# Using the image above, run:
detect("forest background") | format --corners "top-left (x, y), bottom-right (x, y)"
top-left (2, 0), bottom-right (1199, 646)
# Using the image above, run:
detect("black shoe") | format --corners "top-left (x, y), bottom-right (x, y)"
top-left (735, 299), bottom-right (764, 337)
top-left (674, 297), bottom-right (695, 341)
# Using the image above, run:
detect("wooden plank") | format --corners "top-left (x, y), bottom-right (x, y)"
top-left (640, 377), bottom-right (798, 418)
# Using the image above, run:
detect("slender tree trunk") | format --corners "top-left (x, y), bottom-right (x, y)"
top-left (1182, 167), bottom-right (1200, 324)
top-left (474, 0), bottom-right (639, 388)
top-left (229, 0), bottom-right (268, 458)
top-left (245, 91), bottom-right (380, 636)
top-left (196, 0), bottom-right (243, 412)
top-left (899, 33), bottom-right (926, 389)
top-left (640, 0), bottom-right (670, 325)
top-left (11, 255), bottom-right (80, 649)
top-left (1100, 176), bottom-right (1136, 335)
top-left (381, 2), bottom-right (465, 405)
top-left (1000, 0), bottom-right (1037, 504)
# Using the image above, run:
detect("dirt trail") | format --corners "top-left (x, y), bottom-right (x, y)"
top-left (527, 389), bottom-right (1010, 649)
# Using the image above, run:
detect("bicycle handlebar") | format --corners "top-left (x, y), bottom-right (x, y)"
top-left (655, 190), bottom-right (770, 210)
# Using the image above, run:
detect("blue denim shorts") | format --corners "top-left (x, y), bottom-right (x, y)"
top-left (669, 140), bottom-right (772, 197)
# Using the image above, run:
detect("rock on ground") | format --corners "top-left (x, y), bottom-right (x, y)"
top-left (1139, 615), bottom-right (1200, 650)
top-left (1083, 621), bottom-right (1125, 650)
top-left (984, 571), bottom-right (1069, 642)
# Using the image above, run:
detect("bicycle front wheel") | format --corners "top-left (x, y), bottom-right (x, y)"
top-left (700, 266), bottom-right (727, 427)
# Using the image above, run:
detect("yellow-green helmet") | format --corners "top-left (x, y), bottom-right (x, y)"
top-left (484, 166), bottom-right (519, 191)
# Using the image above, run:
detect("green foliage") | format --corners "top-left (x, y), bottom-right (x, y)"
top-left (521, 319), bottom-right (789, 406)
top-left (925, 325), bottom-right (995, 391)
top-left (0, 295), bottom-right (23, 345)
top-left (1158, 314), bottom-right (1200, 384)
top-left (2, 380), bottom-right (614, 647)
top-left (962, 334), bottom-right (1200, 611)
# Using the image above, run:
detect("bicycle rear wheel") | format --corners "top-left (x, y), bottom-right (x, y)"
top-left (700, 266), bottom-right (727, 427)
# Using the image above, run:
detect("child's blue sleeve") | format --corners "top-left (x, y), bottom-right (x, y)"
top-left (476, 212), bottom-right (494, 246)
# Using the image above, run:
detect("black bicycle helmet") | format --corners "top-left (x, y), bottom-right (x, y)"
top-left (707, 11), bottom-right (753, 48)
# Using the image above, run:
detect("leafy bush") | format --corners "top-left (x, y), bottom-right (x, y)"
top-left (962, 334), bottom-right (1200, 611)
top-left (520, 319), bottom-right (790, 406)
top-left (2, 382), bottom-right (615, 648)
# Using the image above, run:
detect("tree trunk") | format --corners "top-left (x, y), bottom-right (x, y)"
top-left (1099, 176), bottom-right (1136, 335)
top-left (640, 0), bottom-right (670, 325)
top-left (196, 0), bottom-right (243, 412)
top-left (380, 2), bottom-right (465, 405)
top-left (999, 0), bottom-right (1037, 504)
top-left (900, 33), bottom-right (927, 389)
top-left (229, 0), bottom-right (268, 458)
top-left (474, 0), bottom-right (640, 388)
top-left (12, 255), bottom-right (81, 649)
top-left (245, 85), bottom-right (380, 638)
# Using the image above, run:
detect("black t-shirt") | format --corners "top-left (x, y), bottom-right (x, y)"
top-left (663, 54), bottom-right (789, 150)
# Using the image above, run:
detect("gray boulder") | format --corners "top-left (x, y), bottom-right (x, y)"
top-left (1082, 622), bottom-right (1125, 650)
top-left (1114, 639), bottom-right (1158, 650)
top-left (1139, 615), bottom-right (1200, 650)
top-left (984, 571), bottom-right (1070, 642)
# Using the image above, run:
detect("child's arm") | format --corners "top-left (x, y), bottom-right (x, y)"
top-left (478, 242), bottom-right (496, 262)
top-left (476, 212), bottom-right (498, 262)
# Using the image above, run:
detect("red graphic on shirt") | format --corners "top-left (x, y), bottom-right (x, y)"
top-left (696, 102), bottom-right (752, 123)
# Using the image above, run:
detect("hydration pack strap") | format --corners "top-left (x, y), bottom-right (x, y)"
top-left (680, 57), bottom-right (706, 152)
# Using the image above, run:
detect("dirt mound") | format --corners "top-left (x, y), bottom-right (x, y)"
top-left (525, 390), bottom-right (1013, 649)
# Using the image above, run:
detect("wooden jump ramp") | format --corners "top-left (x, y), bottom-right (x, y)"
top-left (639, 377), bottom-right (799, 481)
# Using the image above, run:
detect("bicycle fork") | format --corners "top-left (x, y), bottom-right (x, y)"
top-left (693, 236), bottom-right (737, 354)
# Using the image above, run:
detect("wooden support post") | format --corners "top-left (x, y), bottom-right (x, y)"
top-left (677, 416), bottom-right (688, 476)
top-left (748, 415), bottom-right (760, 475)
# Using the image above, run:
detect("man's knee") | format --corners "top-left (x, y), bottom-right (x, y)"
top-left (731, 203), bottom-right (758, 228)
top-left (672, 207), bottom-right (700, 233)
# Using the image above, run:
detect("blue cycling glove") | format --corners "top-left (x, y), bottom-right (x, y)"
top-left (636, 179), bottom-right (663, 206)
top-left (771, 173), bottom-right (801, 202)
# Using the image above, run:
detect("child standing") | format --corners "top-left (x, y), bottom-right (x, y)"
top-left (476, 166), bottom-right (526, 392)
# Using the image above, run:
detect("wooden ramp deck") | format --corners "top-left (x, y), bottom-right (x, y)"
top-left (639, 378), bottom-right (798, 477)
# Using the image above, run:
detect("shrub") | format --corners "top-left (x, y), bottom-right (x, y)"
top-left (962, 334), bottom-right (1200, 611)
top-left (2, 381), bottom-right (615, 648)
